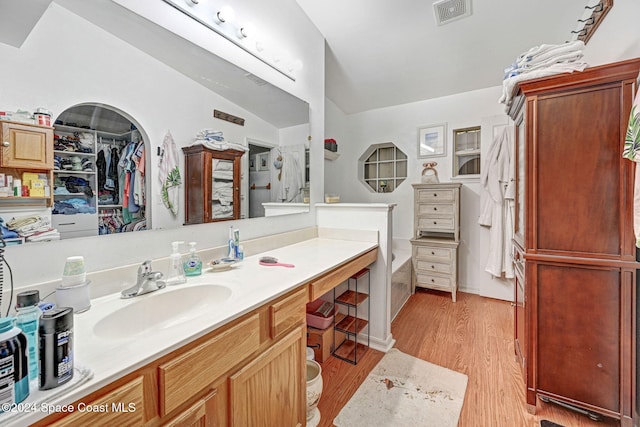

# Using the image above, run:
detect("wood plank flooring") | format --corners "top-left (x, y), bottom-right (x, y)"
top-left (316, 289), bottom-right (621, 427)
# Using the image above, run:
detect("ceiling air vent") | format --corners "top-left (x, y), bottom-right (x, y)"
top-left (433, 0), bottom-right (472, 26)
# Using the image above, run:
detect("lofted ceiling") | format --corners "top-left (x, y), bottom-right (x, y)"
top-left (296, 0), bottom-right (592, 114)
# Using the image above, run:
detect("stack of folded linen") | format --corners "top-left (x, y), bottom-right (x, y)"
top-left (5, 214), bottom-right (60, 242)
top-left (193, 129), bottom-right (247, 152)
top-left (500, 40), bottom-right (588, 109)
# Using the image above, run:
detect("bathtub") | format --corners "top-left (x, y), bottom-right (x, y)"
top-left (391, 239), bottom-right (412, 321)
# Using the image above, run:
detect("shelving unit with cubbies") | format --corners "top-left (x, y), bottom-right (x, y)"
top-left (333, 267), bottom-right (370, 364)
top-left (52, 125), bottom-right (99, 239)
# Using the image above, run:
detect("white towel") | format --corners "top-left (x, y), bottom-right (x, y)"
top-left (158, 131), bottom-right (182, 216)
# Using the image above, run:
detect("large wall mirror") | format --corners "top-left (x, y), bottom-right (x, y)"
top-left (0, 0), bottom-right (310, 245)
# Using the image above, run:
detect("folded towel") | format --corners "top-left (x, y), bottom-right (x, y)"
top-left (519, 51), bottom-right (584, 71)
top-left (499, 61), bottom-right (589, 109)
top-left (517, 40), bottom-right (584, 64)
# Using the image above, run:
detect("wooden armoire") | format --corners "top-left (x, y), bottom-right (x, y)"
top-left (509, 58), bottom-right (640, 426)
top-left (182, 145), bottom-right (243, 224)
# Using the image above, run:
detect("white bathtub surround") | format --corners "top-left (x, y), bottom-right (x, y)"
top-left (0, 231), bottom-right (377, 426)
top-left (391, 238), bottom-right (412, 321)
top-left (316, 203), bottom-right (396, 353)
top-left (263, 202), bottom-right (310, 216)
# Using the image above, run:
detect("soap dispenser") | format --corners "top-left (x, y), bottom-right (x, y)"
top-left (167, 241), bottom-right (187, 285)
top-left (184, 242), bottom-right (203, 276)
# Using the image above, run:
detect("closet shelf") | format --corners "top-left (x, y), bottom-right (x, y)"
top-left (99, 204), bottom-right (123, 209)
top-left (54, 150), bottom-right (96, 157)
top-left (53, 170), bottom-right (96, 175)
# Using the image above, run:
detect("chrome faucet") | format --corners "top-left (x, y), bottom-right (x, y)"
top-left (121, 260), bottom-right (166, 299)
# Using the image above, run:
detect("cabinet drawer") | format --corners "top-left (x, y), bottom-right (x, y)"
top-left (52, 214), bottom-right (98, 232)
top-left (270, 287), bottom-right (307, 339)
top-left (416, 216), bottom-right (454, 231)
top-left (414, 246), bottom-right (453, 263)
top-left (417, 203), bottom-right (454, 217)
top-left (415, 272), bottom-right (454, 291)
top-left (158, 313), bottom-right (260, 416)
top-left (49, 377), bottom-right (145, 426)
top-left (415, 259), bottom-right (453, 274)
top-left (416, 189), bottom-right (455, 203)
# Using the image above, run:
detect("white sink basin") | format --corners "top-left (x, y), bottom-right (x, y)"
top-left (93, 284), bottom-right (232, 339)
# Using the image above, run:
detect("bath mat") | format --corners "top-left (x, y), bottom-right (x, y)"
top-left (334, 348), bottom-right (468, 427)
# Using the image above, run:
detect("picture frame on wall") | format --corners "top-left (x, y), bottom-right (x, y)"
top-left (418, 123), bottom-right (447, 158)
top-left (257, 152), bottom-right (271, 171)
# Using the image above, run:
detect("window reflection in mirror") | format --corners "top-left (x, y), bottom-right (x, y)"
top-left (53, 103), bottom-right (149, 238)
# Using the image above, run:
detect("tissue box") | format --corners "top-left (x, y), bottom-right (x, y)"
top-left (21, 172), bottom-right (39, 186)
top-left (29, 179), bottom-right (45, 196)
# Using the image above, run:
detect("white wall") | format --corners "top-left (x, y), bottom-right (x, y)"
top-left (323, 0), bottom-right (640, 297)
top-left (325, 87), bottom-right (505, 295)
top-left (0, 0), bottom-right (325, 289)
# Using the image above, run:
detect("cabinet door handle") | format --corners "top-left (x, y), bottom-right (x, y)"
top-left (2, 141), bottom-right (9, 147)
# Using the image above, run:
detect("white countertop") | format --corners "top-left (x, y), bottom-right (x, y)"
top-left (3, 236), bottom-right (377, 426)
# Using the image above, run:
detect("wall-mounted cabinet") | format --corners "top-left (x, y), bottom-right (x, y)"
top-left (183, 145), bottom-right (243, 224)
top-left (0, 121), bottom-right (54, 207)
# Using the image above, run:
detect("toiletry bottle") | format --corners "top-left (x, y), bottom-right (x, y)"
top-left (228, 226), bottom-right (235, 259)
top-left (184, 242), bottom-right (203, 276)
top-left (39, 307), bottom-right (73, 390)
top-left (0, 317), bottom-right (29, 408)
top-left (15, 290), bottom-right (42, 387)
top-left (167, 241), bottom-right (187, 285)
top-left (233, 228), bottom-right (240, 259)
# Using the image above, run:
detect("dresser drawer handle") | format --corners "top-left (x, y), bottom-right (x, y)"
top-left (433, 207), bottom-right (437, 211)
top-left (431, 279), bottom-right (435, 283)
top-left (433, 221), bottom-right (437, 224)
top-left (433, 193), bottom-right (437, 197)
top-left (431, 251), bottom-right (435, 255)
top-left (431, 265), bottom-right (435, 269)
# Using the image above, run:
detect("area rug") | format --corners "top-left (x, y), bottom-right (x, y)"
top-left (334, 348), bottom-right (468, 427)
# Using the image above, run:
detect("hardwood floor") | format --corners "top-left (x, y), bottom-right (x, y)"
top-left (316, 289), bottom-right (621, 427)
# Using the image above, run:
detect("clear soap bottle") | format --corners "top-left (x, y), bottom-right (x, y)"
top-left (15, 290), bottom-right (42, 387)
top-left (167, 241), bottom-right (186, 285)
top-left (183, 242), bottom-right (202, 276)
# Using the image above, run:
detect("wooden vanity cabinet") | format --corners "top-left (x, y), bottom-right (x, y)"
top-left (183, 145), bottom-right (243, 224)
top-left (509, 58), bottom-right (640, 425)
top-left (34, 286), bottom-right (307, 427)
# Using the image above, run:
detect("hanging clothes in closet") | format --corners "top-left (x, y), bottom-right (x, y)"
top-left (96, 138), bottom-right (146, 233)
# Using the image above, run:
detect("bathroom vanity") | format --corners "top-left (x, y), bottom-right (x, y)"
top-left (16, 236), bottom-right (377, 427)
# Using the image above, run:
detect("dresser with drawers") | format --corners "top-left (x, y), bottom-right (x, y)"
top-left (410, 182), bottom-right (461, 301)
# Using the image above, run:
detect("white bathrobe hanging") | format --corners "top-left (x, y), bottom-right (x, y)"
top-left (479, 126), bottom-right (515, 278)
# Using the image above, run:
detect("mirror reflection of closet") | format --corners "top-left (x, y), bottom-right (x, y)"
top-left (53, 103), bottom-right (149, 238)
